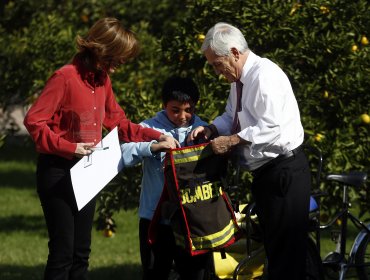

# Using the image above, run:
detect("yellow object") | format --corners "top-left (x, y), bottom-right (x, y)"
top-left (213, 240), bottom-right (265, 279)
top-left (197, 34), bottom-right (205, 42)
top-left (314, 133), bottom-right (323, 142)
top-left (212, 204), bottom-right (265, 279)
top-left (103, 229), bottom-right (114, 238)
top-left (351, 44), bottom-right (358, 52)
top-left (320, 6), bottom-right (330, 14)
top-left (289, 3), bottom-right (302, 16)
top-left (361, 36), bottom-right (369, 45)
top-left (360, 113), bottom-right (370, 124)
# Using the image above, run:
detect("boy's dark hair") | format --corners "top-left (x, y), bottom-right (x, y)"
top-left (162, 76), bottom-right (200, 105)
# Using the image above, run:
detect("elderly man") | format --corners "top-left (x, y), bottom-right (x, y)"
top-left (188, 22), bottom-right (311, 279)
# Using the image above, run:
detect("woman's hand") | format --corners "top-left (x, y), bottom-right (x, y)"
top-left (158, 135), bottom-right (180, 148)
top-left (74, 142), bottom-right (95, 158)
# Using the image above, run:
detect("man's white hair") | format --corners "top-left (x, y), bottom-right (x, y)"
top-left (201, 22), bottom-right (248, 56)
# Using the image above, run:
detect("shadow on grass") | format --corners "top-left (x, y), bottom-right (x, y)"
top-left (0, 264), bottom-right (141, 280)
top-left (0, 169), bottom-right (37, 189)
top-left (0, 214), bottom-right (46, 234)
top-left (1, 136), bottom-right (37, 161)
top-left (90, 264), bottom-right (142, 280)
top-left (0, 136), bottom-right (37, 189)
top-left (0, 265), bottom-right (43, 280)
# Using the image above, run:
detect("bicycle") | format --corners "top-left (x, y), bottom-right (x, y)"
top-left (209, 145), bottom-right (326, 280)
top-left (169, 148), bottom-right (369, 280)
top-left (227, 168), bottom-right (369, 280)
top-left (225, 198), bottom-right (325, 280)
top-left (319, 171), bottom-right (369, 280)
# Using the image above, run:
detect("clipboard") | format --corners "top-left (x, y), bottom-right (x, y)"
top-left (70, 127), bottom-right (123, 210)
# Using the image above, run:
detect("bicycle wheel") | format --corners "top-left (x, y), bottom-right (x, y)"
top-left (355, 231), bottom-right (370, 280)
top-left (306, 237), bottom-right (325, 280)
top-left (322, 251), bottom-right (342, 280)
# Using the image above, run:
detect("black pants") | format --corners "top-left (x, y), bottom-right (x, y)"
top-left (251, 150), bottom-right (311, 280)
top-left (37, 154), bottom-right (96, 280)
top-left (139, 218), bottom-right (211, 280)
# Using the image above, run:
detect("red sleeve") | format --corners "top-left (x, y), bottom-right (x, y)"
top-left (103, 78), bottom-right (162, 142)
top-left (23, 73), bottom-right (76, 159)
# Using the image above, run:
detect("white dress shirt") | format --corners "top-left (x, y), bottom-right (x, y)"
top-left (212, 51), bottom-right (304, 170)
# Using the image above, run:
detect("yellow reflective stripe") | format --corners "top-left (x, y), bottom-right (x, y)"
top-left (173, 219), bottom-right (238, 251)
top-left (191, 220), bottom-right (238, 250)
top-left (172, 145), bottom-right (205, 156)
top-left (173, 155), bottom-right (202, 164)
top-left (170, 145), bottom-right (212, 164)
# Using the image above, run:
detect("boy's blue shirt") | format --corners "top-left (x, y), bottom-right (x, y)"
top-left (120, 110), bottom-right (207, 220)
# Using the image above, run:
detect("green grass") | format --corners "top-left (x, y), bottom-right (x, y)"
top-left (0, 137), bottom-right (142, 280)
top-left (1, 137), bottom-right (368, 280)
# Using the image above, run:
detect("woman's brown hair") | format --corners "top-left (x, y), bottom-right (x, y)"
top-left (76, 17), bottom-right (140, 71)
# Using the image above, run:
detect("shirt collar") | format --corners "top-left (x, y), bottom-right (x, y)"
top-left (73, 55), bottom-right (107, 87)
top-left (240, 50), bottom-right (257, 85)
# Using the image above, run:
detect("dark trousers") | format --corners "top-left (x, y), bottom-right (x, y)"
top-left (37, 154), bottom-right (96, 280)
top-left (139, 218), bottom-right (211, 280)
top-left (251, 150), bottom-right (311, 280)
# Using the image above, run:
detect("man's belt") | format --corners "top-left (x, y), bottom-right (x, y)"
top-left (252, 146), bottom-right (303, 177)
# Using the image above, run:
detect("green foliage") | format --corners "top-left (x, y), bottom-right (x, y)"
top-left (0, 0), bottom-right (185, 230)
top-left (1, 0), bottom-right (369, 228)
top-left (0, 0), bottom-right (185, 107)
top-left (161, 0), bottom-right (369, 216)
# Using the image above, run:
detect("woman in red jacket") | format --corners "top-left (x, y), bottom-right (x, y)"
top-left (24, 17), bottom-right (177, 280)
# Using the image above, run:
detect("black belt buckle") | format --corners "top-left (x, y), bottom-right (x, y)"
top-left (290, 145), bottom-right (302, 157)
top-left (276, 145), bottom-right (302, 161)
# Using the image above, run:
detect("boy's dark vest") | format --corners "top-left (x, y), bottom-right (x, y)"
top-left (149, 143), bottom-right (242, 256)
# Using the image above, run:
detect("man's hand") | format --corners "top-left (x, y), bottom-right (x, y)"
top-left (74, 142), bottom-right (94, 158)
top-left (158, 134), bottom-right (180, 148)
top-left (187, 126), bottom-right (212, 143)
top-left (210, 134), bottom-right (243, 155)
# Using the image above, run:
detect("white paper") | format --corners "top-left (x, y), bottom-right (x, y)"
top-left (71, 127), bottom-right (123, 211)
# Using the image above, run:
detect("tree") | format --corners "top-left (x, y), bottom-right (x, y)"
top-left (161, 0), bottom-right (370, 216)
top-left (1, 0), bottom-right (368, 229)
top-left (0, 0), bottom-right (186, 230)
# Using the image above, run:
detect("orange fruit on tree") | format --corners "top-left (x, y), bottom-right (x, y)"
top-left (320, 6), bottom-right (330, 14)
top-left (314, 133), bottom-right (324, 142)
top-left (360, 113), bottom-right (370, 124)
top-left (361, 36), bottom-right (369, 45)
top-left (103, 228), bottom-right (114, 238)
top-left (197, 34), bottom-right (205, 43)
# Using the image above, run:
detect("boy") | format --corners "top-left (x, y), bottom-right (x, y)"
top-left (121, 76), bottom-right (211, 280)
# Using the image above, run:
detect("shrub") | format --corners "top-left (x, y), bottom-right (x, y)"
top-left (1, 0), bottom-right (368, 228)
top-left (161, 0), bottom-right (370, 216)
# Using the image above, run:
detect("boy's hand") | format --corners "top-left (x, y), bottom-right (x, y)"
top-left (187, 126), bottom-right (212, 142)
top-left (150, 141), bottom-right (175, 152)
top-left (158, 134), bottom-right (180, 148)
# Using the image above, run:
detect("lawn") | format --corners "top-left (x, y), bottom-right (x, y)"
top-left (0, 136), bottom-right (367, 280)
top-left (0, 137), bottom-right (141, 280)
